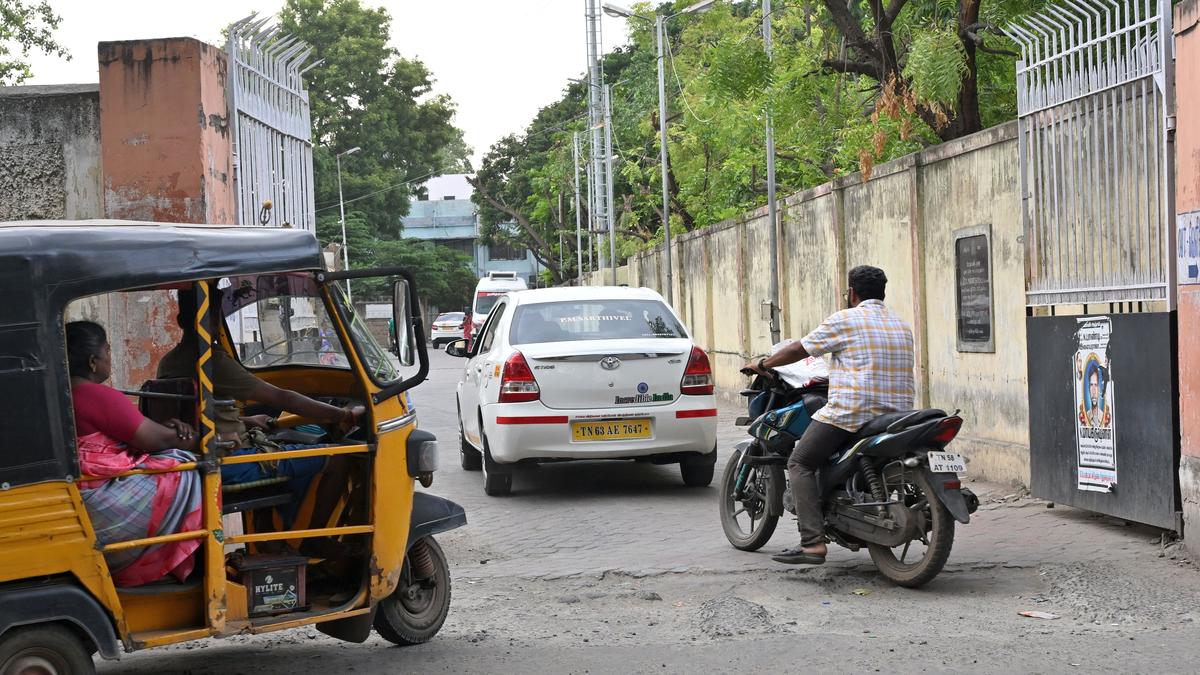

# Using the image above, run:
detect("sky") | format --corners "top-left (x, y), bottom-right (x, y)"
top-left (25, 0), bottom-right (635, 167)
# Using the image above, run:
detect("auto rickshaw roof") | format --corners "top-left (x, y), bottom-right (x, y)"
top-left (0, 221), bottom-right (324, 294)
top-left (0, 221), bottom-right (325, 488)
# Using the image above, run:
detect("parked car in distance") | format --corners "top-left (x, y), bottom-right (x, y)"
top-left (430, 311), bottom-right (466, 348)
top-left (448, 286), bottom-right (718, 496)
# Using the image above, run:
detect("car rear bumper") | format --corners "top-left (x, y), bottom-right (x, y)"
top-left (482, 398), bottom-right (718, 464)
top-left (431, 328), bottom-right (464, 341)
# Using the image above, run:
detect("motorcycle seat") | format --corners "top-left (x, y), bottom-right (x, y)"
top-left (851, 408), bottom-right (946, 442)
top-left (802, 393), bottom-right (826, 415)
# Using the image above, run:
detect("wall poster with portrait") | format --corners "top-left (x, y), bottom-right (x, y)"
top-left (1073, 316), bottom-right (1117, 492)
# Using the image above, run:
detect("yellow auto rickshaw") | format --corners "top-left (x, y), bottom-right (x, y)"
top-left (0, 221), bottom-right (464, 674)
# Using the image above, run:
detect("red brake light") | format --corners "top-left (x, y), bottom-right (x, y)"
top-left (499, 351), bottom-right (540, 403)
top-left (681, 346), bottom-right (714, 396)
top-left (932, 416), bottom-right (963, 444)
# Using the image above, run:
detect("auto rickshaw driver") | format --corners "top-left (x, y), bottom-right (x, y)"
top-left (158, 287), bottom-right (363, 554)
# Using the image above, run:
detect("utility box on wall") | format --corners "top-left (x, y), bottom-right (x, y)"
top-left (1027, 312), bottom-right (1180, 530)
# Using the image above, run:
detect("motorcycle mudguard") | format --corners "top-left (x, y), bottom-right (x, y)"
top-left (925, 469), bottom-right (971, 524)
top-left (732, 440), bottom-right (786, 517)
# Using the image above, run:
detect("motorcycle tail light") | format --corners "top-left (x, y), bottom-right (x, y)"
top-left (499, 351), bottom-right (540, 403)
top-left (932, 416), bottom-right (963, 444)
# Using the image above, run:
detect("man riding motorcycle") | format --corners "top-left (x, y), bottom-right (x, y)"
top-left (745, 265), bottom-right (915, 565)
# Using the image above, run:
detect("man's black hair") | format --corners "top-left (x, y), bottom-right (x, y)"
top-left (848, 265), bottom-right (887, 301)
top-left (177, 287), bottom-right (198, 334)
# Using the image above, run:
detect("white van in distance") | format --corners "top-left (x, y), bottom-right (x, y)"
top-left (471, 271), bottom-right (527, 337)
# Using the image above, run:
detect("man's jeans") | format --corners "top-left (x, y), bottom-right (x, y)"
top-left (787, 420), bottom-right (853, 547)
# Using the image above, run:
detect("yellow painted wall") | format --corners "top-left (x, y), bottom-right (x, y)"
top-left (593, 121), bottom-right (1030, 486)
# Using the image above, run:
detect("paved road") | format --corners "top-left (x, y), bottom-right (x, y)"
top-left (100, 348), bottom-right (1200, 674)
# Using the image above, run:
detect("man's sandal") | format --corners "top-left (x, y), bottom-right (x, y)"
top-left (771, 547), bottom-right (827, 565)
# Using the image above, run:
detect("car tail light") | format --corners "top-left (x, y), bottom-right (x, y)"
top-left (931, 416), bottom-right (963, 444)
top-left (499, 351), bottom-right (540, 403)
top-left (680, 346), bottom-right (714, 396)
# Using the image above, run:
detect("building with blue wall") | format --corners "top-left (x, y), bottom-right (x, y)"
top-left (399, 174), bottom-right (542, 285)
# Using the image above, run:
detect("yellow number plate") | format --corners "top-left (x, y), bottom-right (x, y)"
top-left (571, 419), bottom-right (652, 442)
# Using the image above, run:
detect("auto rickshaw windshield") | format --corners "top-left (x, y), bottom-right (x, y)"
top-left (329, 282), bottom-right (399, 384)
top-left (218, 273), bottom-right (398, 382)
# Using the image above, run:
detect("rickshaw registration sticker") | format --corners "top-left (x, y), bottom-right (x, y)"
top-left (571, 419), bottom-right (651, 442)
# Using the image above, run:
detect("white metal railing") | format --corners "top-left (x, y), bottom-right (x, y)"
top-left (226, 15), bottom-right (318, 232)
top-left (1006, 1), bottom-right (1176, 307)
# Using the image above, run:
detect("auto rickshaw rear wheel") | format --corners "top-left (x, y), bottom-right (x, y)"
top-left (374, 536), bottom-right (451, 646)
top-left (0, 624), bottom-right (94, 675)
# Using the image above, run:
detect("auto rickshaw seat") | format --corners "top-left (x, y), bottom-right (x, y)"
top-left (138, 378), bottom-right (293, 515)
top-left (138, 378), bottom-right (199, 428)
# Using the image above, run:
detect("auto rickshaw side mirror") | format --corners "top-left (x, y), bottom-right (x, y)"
top-left (446, 339), bottom-right (469, 358)
top-left (393, 279), bottom-right (416, 367)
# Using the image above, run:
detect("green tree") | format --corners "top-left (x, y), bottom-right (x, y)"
top-left (0, 0), bottom-right (69, 85)
top-left (280, 0), bottom-right (469, 235)
top-left (472, 0), bottom-right (1044, 278)
top-left (316, 213), bottom-right (476, 309)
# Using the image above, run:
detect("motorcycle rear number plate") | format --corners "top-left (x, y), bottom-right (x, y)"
top-left (928, 452), bottom-right (966, 473)
top-left (571, 419), bottom-right (651, 442)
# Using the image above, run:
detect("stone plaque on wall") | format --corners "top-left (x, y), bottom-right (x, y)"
top-left (955, 224), bottom-right (994, 353)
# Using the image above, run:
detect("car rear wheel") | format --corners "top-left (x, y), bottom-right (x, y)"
top-left (680, 449), bottom-right (716, 487)
top-left (0, 624), bottom-right (95, 675)
top-left (458, 407), bottom-right (482, 472)
top-left (481, 435), bottom-right (512, 497)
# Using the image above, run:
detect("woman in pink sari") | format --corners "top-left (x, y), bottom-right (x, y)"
top-left (67, 321), bottom-right (203, 587)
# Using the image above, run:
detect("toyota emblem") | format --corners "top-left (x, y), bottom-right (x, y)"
top-left (599, 356), bottom-right (621, 371)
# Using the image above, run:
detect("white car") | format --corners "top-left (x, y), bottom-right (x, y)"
top-left (449, 286), bottom-right (718, 496)
top-left (430, 311), bottom-right (466, 348)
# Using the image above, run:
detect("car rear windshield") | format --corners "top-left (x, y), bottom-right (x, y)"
top-left (474, 292), bottom-right (504, 316)
top-left (436, 312), bottom-right (464, 323)
top-left (510, 300), bottom-right (687, 344)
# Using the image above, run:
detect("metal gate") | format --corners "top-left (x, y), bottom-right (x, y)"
top-left (1008, 0), bottom-right (1176, 306)
top-left (226, 15), bottom-right (318, 231)
top-left (1007, 1), bottom-right (1180, 530)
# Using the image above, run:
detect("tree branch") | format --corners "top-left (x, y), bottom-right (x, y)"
top-left (884, 0), bottom-right (908, 26)
top-left (820, 0), bottom-right (881, 61)
top-left (466, 175), bottom-right (560, 275)
top-left (821, 58), bottom-right (882, 79)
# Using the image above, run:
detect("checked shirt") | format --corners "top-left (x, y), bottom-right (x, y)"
top-left (800, 299), bottom-right (916, 432)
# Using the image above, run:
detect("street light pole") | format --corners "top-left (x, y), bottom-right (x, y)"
top-left (655, 14), bottom-right (674, 304)
top-left (762, 0), bottom-right (781, 344)
top-left (574, 131), bottom-right (584, 285)
top-left (336, 146), bottom-right (361, 303)
top-left (603, 84), bottom-right (618, 286)
top-left (604, 1), bottom-right (713, 298)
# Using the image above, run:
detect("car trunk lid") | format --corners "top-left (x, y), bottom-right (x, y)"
top-left (519, 339), bottom-right (692, 410)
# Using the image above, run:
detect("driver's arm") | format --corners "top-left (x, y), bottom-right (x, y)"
top-left (244, 378), bottom-right (355, 425)
top-left (761, 340), bottom-right (810, 370)
top-left (214, 349), bottom-right (359, 425)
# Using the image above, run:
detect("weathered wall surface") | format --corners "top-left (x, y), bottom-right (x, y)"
top-left (91, 38), bottom-right (240, 387)
top-left (605, 122), bottom-right (1029, 485)
top-left (0, 84), bottom-right (102, 220)
top-left (99, 38), bottom-right (235, 223)
top-left (1174, 0), bottom-right (1200, 537)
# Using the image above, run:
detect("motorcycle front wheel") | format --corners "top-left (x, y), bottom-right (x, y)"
top-left (868, 468), bottom-right (955, 588)
top-left (719, 447), bottom-right (783, 551)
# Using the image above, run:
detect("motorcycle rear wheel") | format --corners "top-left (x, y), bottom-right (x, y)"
top-left (867, 469), bottom-right (955, 588)
top-left (719, 447), bottom-right (783, 551)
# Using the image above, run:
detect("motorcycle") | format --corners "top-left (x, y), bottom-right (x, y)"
top-left (719, 370), bottom-right (979, 588)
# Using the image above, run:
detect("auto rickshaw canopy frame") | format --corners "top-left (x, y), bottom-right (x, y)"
top-left (0, 221), bottom-right (324, 489)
